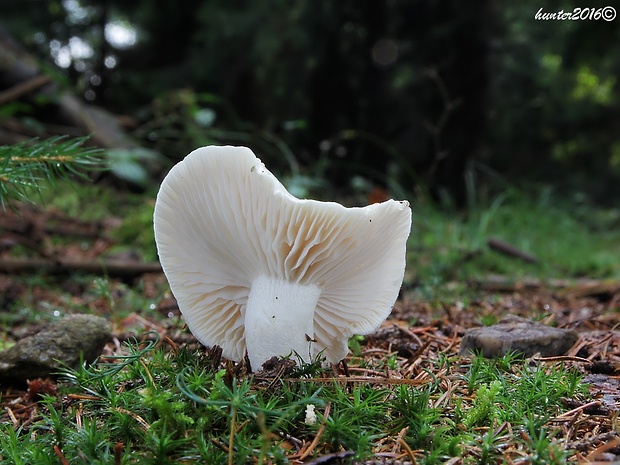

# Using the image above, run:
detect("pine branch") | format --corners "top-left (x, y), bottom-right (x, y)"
top-left (0, 136), bottom-right (107, 209)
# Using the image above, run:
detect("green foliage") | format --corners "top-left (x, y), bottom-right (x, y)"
top-left (410, 188), bottom-right (620, 292)
top-left (3, 0), bottom-right (620, 203)
top-left (521, 415), bottom-right (570, 465)
top-left (21, 338), bottom-right (322, 464)
top-left (391, 385), bottom-right (442, 449)
top-left (0, 336), bottom-right (589, 463)
top-left (321, 384), bottom-right (388, 457)
top-left (463, 380), bottom-right (503, 428)
top-left (0, 136), bottom-right (106, 209)
top-left (110, 201), bottom-right (157, 262)
top-left (132, 88), bottom-right (323, 197)
top-left (461, 353), bottom-right (588, 426)
top-left (106, 148), bottom-right (165, 189)
top-left (28, 176), bottom-right (158, 261)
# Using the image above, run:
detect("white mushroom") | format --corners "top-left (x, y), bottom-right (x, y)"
top-left (153, 146), bottom-right (411, 371)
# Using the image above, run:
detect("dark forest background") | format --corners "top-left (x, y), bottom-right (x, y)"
top-left (1, 0), bottom-right (619, 207)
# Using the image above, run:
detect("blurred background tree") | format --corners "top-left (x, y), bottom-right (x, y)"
top-left (1, 0), bottom-right (619, 206)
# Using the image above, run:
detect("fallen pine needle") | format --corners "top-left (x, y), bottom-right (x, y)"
top-left (5, 407), bottom-right (19, 428)
top-left (392, 427), bottom-right (408, 454)
top-left (397, 437), bottom-right (418, 464)
top-left (586, 437), bottom-right (620, 461)
top-left (66, 393), bottom-right (102, 401)
top-left (53, 444), bottom-right (70, 465)
top-left (284, 376), bottom-right (429, 386)
top-left (552, 400), bottom-right (601, 420)
top-left (532, 355), bottom-right (592, 363)
top-left (113, 407), bottom-right (150, 431)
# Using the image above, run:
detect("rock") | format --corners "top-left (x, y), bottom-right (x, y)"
top-left (459, 316), bottom-right (579, 358)
top-left (0, 314), bottom-right (111, 383)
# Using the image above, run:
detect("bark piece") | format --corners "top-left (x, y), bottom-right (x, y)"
top-left (459, 316), bottom-right (578, 358)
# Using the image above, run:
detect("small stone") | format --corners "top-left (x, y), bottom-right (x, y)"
top-left (0, 314), bottom-right (111, 384)
top-left (459, 316), bottom-right (578, 358)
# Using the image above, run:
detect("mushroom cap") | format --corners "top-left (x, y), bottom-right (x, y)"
top-left (153, 146), bottom-right (411, 363)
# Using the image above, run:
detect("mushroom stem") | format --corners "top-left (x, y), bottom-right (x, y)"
top-left (244, 275), bottom-right (321, 370)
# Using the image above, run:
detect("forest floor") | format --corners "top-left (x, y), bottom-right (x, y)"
top-left (0, 199), bottom-right (619, 464)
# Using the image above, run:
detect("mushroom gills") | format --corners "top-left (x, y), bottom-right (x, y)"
top-left (244, 275), bottom-right (320, 370)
